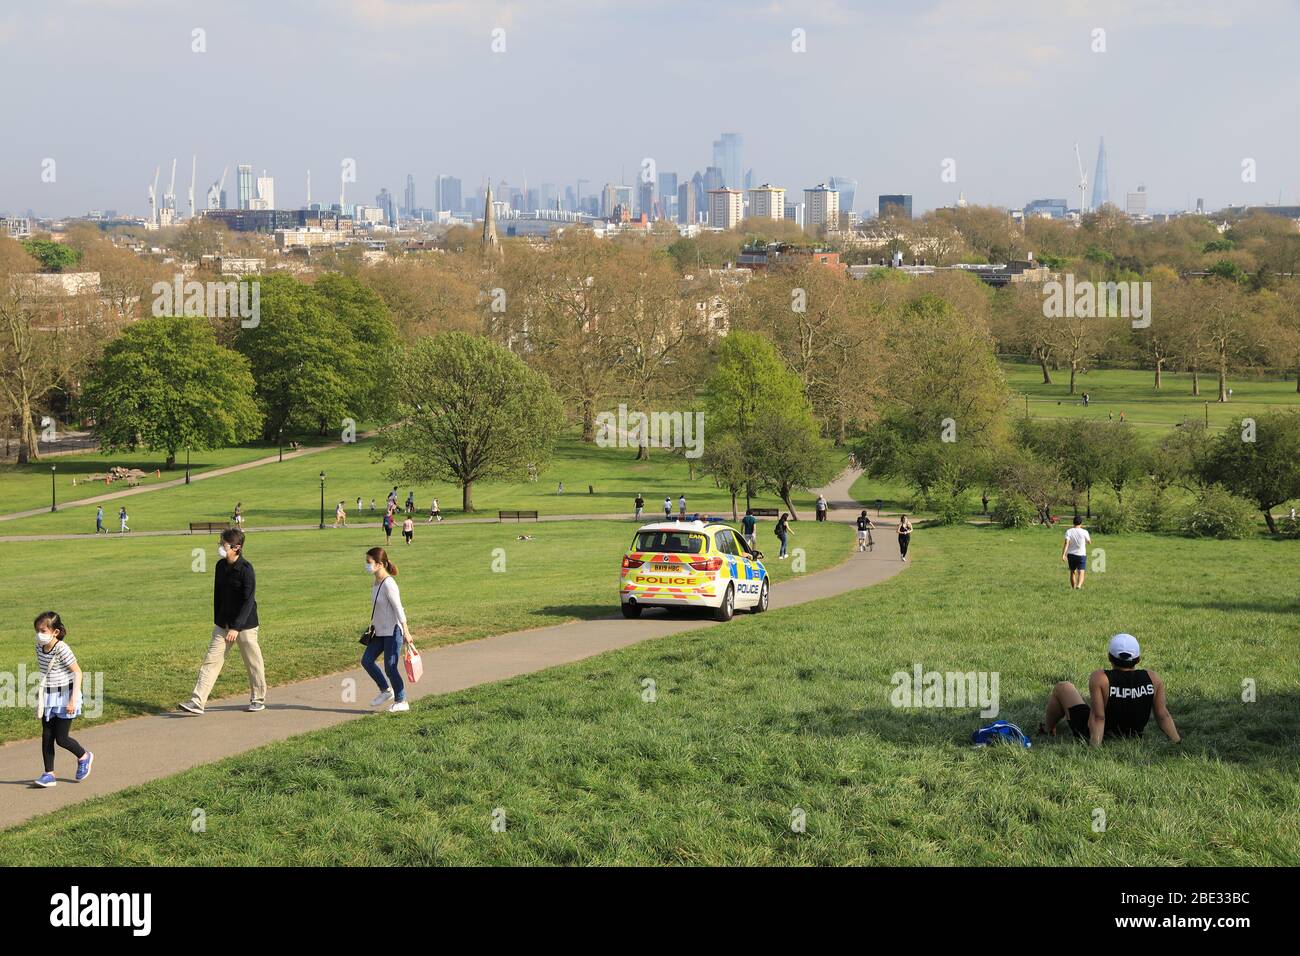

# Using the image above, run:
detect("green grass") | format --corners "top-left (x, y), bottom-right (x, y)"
top-left (0, 518), bottom-right (851, 745)
top-left (0, 432), bottom-right (830, 535)
top-left (1002, 361), bottom-right (1300, 431)
top-left (1, 524), bottom-right (1293, 865)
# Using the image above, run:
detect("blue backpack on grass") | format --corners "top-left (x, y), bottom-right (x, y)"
top-left (971, 720), bottom-right (1032, 748)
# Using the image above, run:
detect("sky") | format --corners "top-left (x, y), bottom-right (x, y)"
top-left (2, 0), bottom-right (1299, 219)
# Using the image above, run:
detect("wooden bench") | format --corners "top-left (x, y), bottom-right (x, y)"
top-left (498, 510), bottom-right (539, 522)
top-left (749, 508), bottom-right (780, 517)
top-left (189, 521), bottom-right (230, 534)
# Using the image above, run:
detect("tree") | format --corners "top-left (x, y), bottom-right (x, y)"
top-left (1198, 279), bottom-right (1263, 403)
top-left (21, 237), bottom-right (82, 273)
top-left (82, 315), bottom-right (261, 467)
top-left (374, 332), bottom-right (564, 512)
top-left (1197, 411), bottom-right (1300, 534)
top-left (1097, 422), bottom-right (1146, 505)
top-left (750, 407), bottom-right (836, 517)
top-left (700, 432), bottom-right (750, 521)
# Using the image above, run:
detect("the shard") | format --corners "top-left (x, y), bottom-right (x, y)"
top-left (1090, 138), bottom-right (1109, 211)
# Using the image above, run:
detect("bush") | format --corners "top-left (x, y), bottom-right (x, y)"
top-left (1275, 514), bottom-right (1300, 539)
top-left (1092, 498), bottom-right (1143, 534)
top-left (1133, 488), bottom-right (1174, 533)
top-left (992, 493), bottom-right (1034, 528)
top-left (1178, 487), bottom-right (1258, 539)
top-left (931, 492), bottom-right (967, 526)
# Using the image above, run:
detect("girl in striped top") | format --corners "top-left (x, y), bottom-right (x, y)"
top-left (32, 611), bottom-right (93, 788)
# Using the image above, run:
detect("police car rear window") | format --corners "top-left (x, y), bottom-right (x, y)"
top-left (633, 531), bottom-right (707, 554)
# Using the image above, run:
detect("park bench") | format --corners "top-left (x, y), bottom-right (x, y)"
top-left (749, 508), bottom-right (780, 517)
top-left (189, 521), bottom-right (230, 534)
top-left (498, 510), bottom-right (539, 522)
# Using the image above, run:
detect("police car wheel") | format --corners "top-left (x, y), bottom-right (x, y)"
top-left (713, 584), bottom-right (735, 622)
top-left (621, 601), bottom-right (642, 619)
top-left (753, 579), bottom-right (769, 613)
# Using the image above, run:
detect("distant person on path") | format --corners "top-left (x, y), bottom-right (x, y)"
top-left (634, 493), bottom-right (644, 521)
top-left (774, 512), bottom-right (793, 559)
top-left (118, 506), bottom-right (129, 533)
top-left (897, 514), bottom-right (912, 562)
top-left (334, 501), bottom-right (347, 529)
top-left (663, 496), bottom-right (672, 518)
top-left (1119, 410), bottom-right (1126, 423)
top-left (815, 494), bottom-right (828, 522)
top-left (741, 509), bottom-right (758, 550)
top-left (356, 496), bottom-right (363, 514)
top-left (387, 487), bottom-right (399, 511)
top-left (95, 506), bottom-right (105, 535)
top-left (678, 495), bottom-right (687, 519)
top-left (557, 481), bottom-right (564, 495)
top-left (362, 547), bottom-right (414, 713)
top-left (178, 529), bottom-right (266, 715)
top-left (405, 491), bottom-right (414, 515)
top-left (31, 611), bottom-right (93, 788)
top-left (981, 491), bottom-right (989, 516)
top-left (856, 510), bottom-right (876, 552)
top-left (369, 498), bottom-right (376, 513)
top-left (233, 502), bottom-right (243, 527)
top-left (402, 516), bottom-right (414, 545)
top-left (383, 509), bottom-right (394, 544)
top-left (1038, 633), bottom-right (1181, 747)
top-left (1062, 515), bottom-right (1091, 590)
top-left (426, 497), bottom-right (442, 523)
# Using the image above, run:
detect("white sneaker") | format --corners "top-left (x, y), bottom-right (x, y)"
top-left (389, 700), bottom-right (410, 713)
top-left (371, 689), bottom-right (395, 707)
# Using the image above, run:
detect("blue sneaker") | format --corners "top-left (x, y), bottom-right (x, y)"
top-left (33, 772), bottom-right (57, 788)
top-left (76, 752), bottom-right (94, 781)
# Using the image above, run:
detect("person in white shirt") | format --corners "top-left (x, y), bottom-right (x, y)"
top-left (1061, 516), bottom-right (1092, 590)
top-left (361, 547), bottom-right (416, 713)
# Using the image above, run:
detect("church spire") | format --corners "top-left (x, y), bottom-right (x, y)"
top-left (482, 179), bottom-right (502, 257)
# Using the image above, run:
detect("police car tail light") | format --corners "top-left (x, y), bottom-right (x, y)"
top-left (690, 556), bottom-right (722, 572)
top-left (622, 556), bottom-right (643, 570)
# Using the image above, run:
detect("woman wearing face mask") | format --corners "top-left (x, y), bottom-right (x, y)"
top-left (32, 612), bottom-right (93, 788)
top-left (361, 547), bottom-right (415, 713)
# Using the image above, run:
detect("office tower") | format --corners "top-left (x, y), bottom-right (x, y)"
top-left (1196, 197), bottom-right (1205, 215)
top-left (708, 188), bottom-right (744, 230)
top-left (564, 185), bottom-right (577, 213)
top-left (703, 165), bottom-right (724, 196)
top-left (657, 172), bottom-right (677, 220)
top-left (784, 202), bottom-right (805, 229)
top-left (404, 174), bottom-right (416, 217)
top-left (678, 182), bottom-right (696, 225)
top-left (711, 132), bottom-right (742, 189)
top-left (829, 176), bottom-right (857, 213)
top-left (539, 183), bottom-right (557, 211)
top-left (601, 183), bottom-right (618, 217)
top-left (748, 184), bottom-right (785, 220)
top-left (744, 168), bottom-right (754, 191)
top-left (691, 171), bottom-right (705, 223)
top-left (220, 189), bottom-right (228, 210)
top-left (804, 184), bottom-right (841, 230)
top-left (376, 188), bottom-right (395, 223)
top-left (636, 180), bottom-right (654, 218)
top-left (615, 184), bottom-right (634, 214)
top-left (878, 194), bottom-right (913, 220)
top-left (436, 175), bottom-right (462, 214)
top-left (1091, 138), bottom-right (1110, 210)
top-left (1024, 198), bottom-right (1069, 219)
top-left (237, 164), bottom-right (253, 210)
top-left (1126, 185), bottom-right (1148, 217)
top-left (255, 172), bottom-right (275, 210)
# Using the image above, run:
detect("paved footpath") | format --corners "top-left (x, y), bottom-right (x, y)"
top-left (0, 469), bottom-right (906, 830)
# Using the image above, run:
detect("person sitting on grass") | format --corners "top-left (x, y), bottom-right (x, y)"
top-left (1038, 633), bottom-right (1181, 747)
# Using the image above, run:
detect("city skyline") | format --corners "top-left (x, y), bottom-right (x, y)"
top-left (2, 0), bottom-right (1298, 218)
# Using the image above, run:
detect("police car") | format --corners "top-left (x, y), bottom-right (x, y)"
top-left (619, 519), bottom-right (769, 621)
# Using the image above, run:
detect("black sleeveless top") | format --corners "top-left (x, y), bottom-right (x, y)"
top-left (1104, 669), bottom-right (1155, 737)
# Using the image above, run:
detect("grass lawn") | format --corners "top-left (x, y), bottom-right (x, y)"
top-left (0, 524), bottom-right (1293, 864)
top-left (0, 518), bottom-right (851, 745)
top-left (0, 432), bottom-right (831, 535)
top-left (1002, 361), bottom-right (1300, 431)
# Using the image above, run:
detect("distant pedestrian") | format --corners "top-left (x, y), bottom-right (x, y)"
top-left (1062, 515), bottom-right (1091, 590)
top-left (361, 547), bottom-right (415, 713)
top-left (387, 487), bottom-right (398, 511)
top-left (981, 491), bottom-right (989, 516)
top-left (356, 496), bottom-right (363, 514)
top-left (405, 491), bottom-right (414, 515)
top-left (426, 497), bottom-right (442, 523)
top-left (897, 514), bottom-right (912, 562)
top-left (1119, 410), bottom-right (1126, 423)
top-left (663, 496), bottom-right (672, 518)
top-left (31, 611), bottom-right (93, 788)
top-left (741, 508), bottom-right (758, 550)
top-left (856, 510), bottom-right (875, 552)
top-left (815, 494), bottom-right (828, 522)
top-left (557, 481), bottom-right (564, 495)
top-left (334, 501), bottom-right (347, 528)
top-left (402, 516), bottom-right (414, 545)
top-left (233, 502), bottom-right (244, 527)
top-left (678, 494), bottom-right (687, 519)
top-left (369, 498), bottom-right (376, 513)
top-left (118, 506), bottom-right (129, 533)
top-left (383, 510), bottom-right (394, 544)
top-left (774, 512), bottom-right (793, 559)
top-left (178, 529), bottom-right (266, 715)
top-left (634, 493), bottom-right (644, 521)
top-left (95, 506), bottom-right (105, 535)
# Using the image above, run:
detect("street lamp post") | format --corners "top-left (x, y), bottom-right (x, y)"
top-left (50, 464), bottom-right (57, 512)
top-left (319, 471), bottom-right (326, 529)
top-left (278, 429), bottom-right (284, 463)
top-left (185, 447), bottom-right (191, 485)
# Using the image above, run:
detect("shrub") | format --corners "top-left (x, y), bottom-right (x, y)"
top-left (1178, 487), bottom-right (1258, 539)
top-left (1275, 514), bottom-right (1300, 539)
top-left (1133, 488), bottom-right (1174, 533)
top-left (992, 493), bottom-right (1034, 529)
top-left (931, 492), bottom-right (967, 526)
top-left (1093, 498), bottom-right (1143, 534)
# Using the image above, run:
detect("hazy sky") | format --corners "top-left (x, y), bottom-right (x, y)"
top-left (3, 0), bottom-right (1298, 218)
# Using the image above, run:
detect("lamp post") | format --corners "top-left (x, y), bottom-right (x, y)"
top-left (185, 447), bottom-right (191, 485)
top-left (278, 428), bottom-right (284, 463)
top-left (319, 471), bottom-right (326, 529)
top-left (50, 464), bottom-right (57, 512)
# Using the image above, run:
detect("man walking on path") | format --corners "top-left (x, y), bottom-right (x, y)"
top-left (95, 506), bottom-right (105, 534)
top-left (816, 495), bottom-right (828, 522)
top-left (678, 494), bottom-right (687, 519)
top-left (1062, 515), bottom-right (1092, 590)
top-left (741, 509), bottom-right (758, 550)
top-left (179, 528), bottom-right (266, 715)
top-left (663, 496), bottom-right (672, 519)
top-left (634, 493), bottom-right (644, 521)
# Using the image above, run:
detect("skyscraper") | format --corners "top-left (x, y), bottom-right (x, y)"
top-left (712, 133), bottom-right (742, 189)
top-left (657, 172), bottom-right (677, 220)
top-left (255, 172), bottom-right (275, 210)
top-left (691, 171), bottom-right (705, 224)
top-left (878, 194), bottom-right (913, 220)
top-left (829, 176), bottom-right (858, 213)
top-left (237, 164), bottom-right (253, 210)
top-left (1091, 138), bottom-right (1110, 210)
top-left (636, 179), bottom-right (654, 219)
top-left (677, 182), bottom-right (696, 225)
top-left (403, 174), bottom-right (416, 217)
top-left (376, 188), bottom-right (395, 223)
top-left (436, 175), bottom-right (462, 214)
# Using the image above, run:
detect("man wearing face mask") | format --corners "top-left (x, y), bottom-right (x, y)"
top-left (178, 528), bottom-right (267, 714)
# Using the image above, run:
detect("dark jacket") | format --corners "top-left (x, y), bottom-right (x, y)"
top-left (214, 556), bottom-right (258, 631)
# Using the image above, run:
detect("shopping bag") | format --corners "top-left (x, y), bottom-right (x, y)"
top-left (404, 644), bottom-right (423, 683)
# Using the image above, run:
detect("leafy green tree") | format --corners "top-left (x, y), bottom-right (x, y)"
top-left (700, 432), bottom-right (751, 521)
top-left (20, 238), bottom-right (82, 273)
top-left (749, 409), bottom-right (836, 518)
top-left (82, 315), bottom-right (261, 467)
top-left (1198, 411), bottom-right (1300, 534)
top-left (374, 332), bottom-right (564, 512)
top-left (1097, 422), bottom-right (1146, 505)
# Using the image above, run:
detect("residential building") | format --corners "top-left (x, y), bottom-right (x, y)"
top-left (708, 188), bottom-right (744, 229)
top-left (748, 184), bottom-right (785, 220)
top-left (804, 184), bottom-right (840, 230)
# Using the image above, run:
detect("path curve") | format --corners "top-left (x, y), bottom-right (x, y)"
top-left (0, 468), bottom-right (906, 831)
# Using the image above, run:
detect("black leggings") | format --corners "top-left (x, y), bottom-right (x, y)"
top-left (42, 717), bottom-right (85, 773)
top-left (899, 533), bottom-right (911, 558)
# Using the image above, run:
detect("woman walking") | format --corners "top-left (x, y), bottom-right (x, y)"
top-left (233, 502), bottom-right (244, 528)
top-left (31, 612), bottom-right (93, 788)
top-left (382, 509), bottom-right (394, 545)
top-left (774, 512), bottom-right (793, 559)
top-left (334, 501), bottom-right (347, 529)
top-left (897, 514), bottom-right (913, 562)
top-left (361, 547), bottom-right (415, 713)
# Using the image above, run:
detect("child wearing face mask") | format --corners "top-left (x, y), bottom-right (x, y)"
top-left (32, 611), bottom-right (93, 788)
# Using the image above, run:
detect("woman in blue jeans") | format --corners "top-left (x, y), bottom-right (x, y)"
top-left (774, 512), bottom-right (793, 559)
top-left (362, 546), bottom-right (415, 713)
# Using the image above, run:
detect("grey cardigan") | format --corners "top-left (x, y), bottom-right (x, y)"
top-left (370, 576), bottom-right (408, 637)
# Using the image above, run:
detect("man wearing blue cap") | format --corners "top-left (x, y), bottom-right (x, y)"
top-left (1038, 633), bottom-right (1182, 747)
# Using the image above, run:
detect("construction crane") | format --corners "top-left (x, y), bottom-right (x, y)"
top-left (187, 155), bottom-right (197, 220)
top-left (1073, 142), bottom-right (1089, 215)
top-left (165, 158), bottom-right (177, 214)
top-left (207, 166), bottom-right (227, 210)
top-left (306, 169), bottom-right (311, 207)
top-left (148, 166), bottom-right (160, 225)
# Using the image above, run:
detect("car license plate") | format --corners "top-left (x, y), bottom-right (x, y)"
top-left (653, 563), bottom-right (677, 572)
